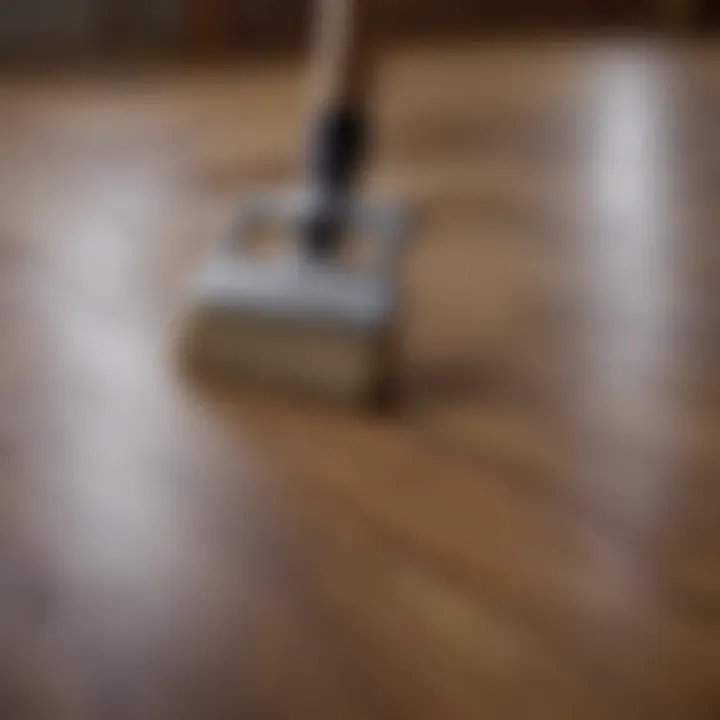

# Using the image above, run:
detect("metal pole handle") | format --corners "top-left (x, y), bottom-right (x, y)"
top-left (310, 0), bottom-right (377, 110)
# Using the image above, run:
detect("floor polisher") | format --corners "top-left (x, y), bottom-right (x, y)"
top-left (182, 0), bottom-right (410, 407)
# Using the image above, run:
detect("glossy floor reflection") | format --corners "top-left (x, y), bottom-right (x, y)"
top-left (0, 40), bottom-right (719, 719)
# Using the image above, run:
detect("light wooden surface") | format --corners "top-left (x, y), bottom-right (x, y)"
top-left (0, 40), bottom-right (719, 719)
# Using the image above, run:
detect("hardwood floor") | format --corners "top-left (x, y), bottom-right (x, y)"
top-left (0, 40), bottom-right (719, 719)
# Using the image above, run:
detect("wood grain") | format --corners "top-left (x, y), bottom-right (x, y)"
top-left (0, 40), bottom-right (719, 719)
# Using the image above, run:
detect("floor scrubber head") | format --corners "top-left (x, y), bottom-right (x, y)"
top-left (182, 192), bottom-right (409, 406)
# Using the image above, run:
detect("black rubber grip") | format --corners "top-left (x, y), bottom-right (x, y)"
top-left (304, 105), bottom-right (369, 259)
top-left (308, 104), bottom-right (368, 194)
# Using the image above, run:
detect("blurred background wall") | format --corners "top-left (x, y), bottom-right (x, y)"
top-left (0, 0), bottom-right (713, 60)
